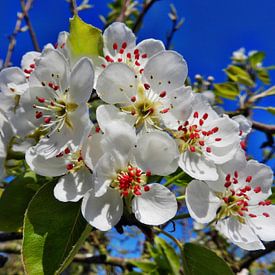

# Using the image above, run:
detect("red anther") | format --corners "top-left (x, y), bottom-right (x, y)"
top-left (243, 201), bottom-right (248, 207)
top-left (122, 190), bottom-right (129, 197)
top-left (246, 176), bottom-right (252, 183)
top-left (134, 49), bottom-right (139, 55)
top-left (64, 147), bottom-right (70, 154)
top-left (233, 178), bottom-right (238, 184)
top-left (135, 60), bottom-right (140, 66)
top-left (184, 121), bottom-right (189, 127)
top-left (105, 55), bottom-right (113, 62)
top-left (258, 201), bottom-right (265, 206)
top-left (238, 211), bottom-right (244, 216)
top-left (146, 170), bottom-right (152, 177)
top-left (35, 111), bottom-right (43, 119)
top-left (144, 186), bottom-right (150, 192)
top-left (254, 186), bottom-right (262, 193)
top-left (95, 126), bottom-right (101, 133)
top-left (240, 188), bottom-right (247, 193)
top-left (239, 130), bottom-right (243, 136)
top-left (113, 43), bottom-right (118, 50)
top-left (230, 189), bottom-right (236, 196)
top-left (265, 200), bottom-right (271, 205)
top-left (193, 111), bottom-right (199, 118)
top-left (249, 213), bottom-right (257, 218)
top-left (199, 140), bottom-right (205, 146)
top-left (160, 108), bottom-right (170, 114)
top-left (134, 190), bottom-right (142, 196)
top-left (101, 64), bottom-right (106, 68)
top-left (159, 91), bottom-right (166, 98)
top-left (24, 69), bottom-right (32, 74)
top-left (234, 171), bottom-right (238, 178)
top-left (178, 125), bottom-right (183, 131)
top-left (48, 82), bottom-right (54, 88)
top-left (263, 212), bottom-right (270, 217)
top-left (131, 110), bottom-right (136, 115)
top-left (54, 43), bottom-right (58, 49)
top-left (60, 43), bottom-right (65, 49)
top-left (66, 163), bottom-right (74, 170)
top-left (78, 156), bottom-right (83, 162)
top-left (141, 53), bottom-right (148, 58)
top-left (212, 127), bottom-right (219, 133)
top-left (56, 152), bottom-right (64, 158)
top-left (245, 185), bottom-right (251, 191)
top-left (189, 146), bottom-right (196, 152)
top-left (206, 147), bottom-right (211, 153)
top-left (224, 182), bottom-right (231, 188)
top-left (241, 207), bottom-right (248, 211)
top-left (225, 174), bottom-right (231, 182)
top-left (118, 58), bottom-right (123, 62)
top-left (215, 138), bottom-right (222, 142)
top-left (119, 48), bottom-right (124, 54)
top-left (199, 119), bottom-right (204, 126)
top-left (202, 131), bottom-right (207, 136)
top-left (131, 96), bottom-right (136, 102)
top-left (30, 63), bottom-right (36, 69)
top-left (44, 117), bottom-right (51, 124)
top-left (240, 140), bottom-right (246, 150)
top-left (122, 42), bottom-right (127, 49)
top-left (50, 101), bottom-right (55, 106)
top-left (135, 54), bottom-right (140, 60)
top-left (144, 83), bottom-right (150, 90)
top-left (203, 113), bottom-right (208, 120)
top-left (126, 52), bottom-right (131, 59)
top-left (223, 197), bottom-right (229, 203)
top-left (139, 69), bottom-right (144, 74)
top-left (53, 85), bottom-right (59, 91)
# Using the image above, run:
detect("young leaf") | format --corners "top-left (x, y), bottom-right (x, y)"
top-left (0, 172), bottom-right (40, 232)
top-left (224, 65), bottom-right (254, 87)
top-left (182, 243), bottom-right (234, 275)
top-left (68, 15), bottom-right (103, 59)
top-left (22, 181), bottom-right (90, 275)
top-left (248, 51), bottom-right (265, 68)
top-left (213, 82), bottom-right (239, 100)
top-left (129, 260), bottom-right (157, 272)
top-left (256, 68), bottom-right (271, 85)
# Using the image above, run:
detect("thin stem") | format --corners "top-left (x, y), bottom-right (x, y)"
top-left (69, 0), bottom-right (78, 16)
top-left (176, 195), bottom-right (186, 201)
top-left (164, 171), bottom-right (185, 187)
top-left (172, 213), bottom-right (190, 221)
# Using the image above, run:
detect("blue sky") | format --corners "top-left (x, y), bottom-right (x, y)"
top-left (0, 0), bottom-right (274, 164)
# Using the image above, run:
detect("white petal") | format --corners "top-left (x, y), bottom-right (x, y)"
top-left (186, 180), bottom-right (221, 223)
top-left (96, 104), bottom-right (135, 130)
top-left (81, 187), bottom-right (123, 231)
top-left (232, 115), bottom-right (252, 140)
top-left (247, 205), bottom-right (275, 242)
top-left (134, 131), bottom-right (179, 176)
top-left (54, 168), bottom-right (93, 202)
top-left (30, 49), bottom-right (69, 91)
top-left (21, 51), bottom-right (40, 72)
top-left (96, 63), bottom-right (137, 104)
top-left (0, 67), bottom-right (26, 95)
top-left (25, 146), bottom-right (67, 176)
top-left (142, 51), bottom-right (188, 94)
top-left (179, 151), bottom-right (218, 181)
top-left (69, 57), bottom-right (94, 104)
top-left (216, 217), bottom-right (265, 250)
top-left (103, 22), bottom-right (136, 56)
top-left (132, 183), bottom-right (177, 225)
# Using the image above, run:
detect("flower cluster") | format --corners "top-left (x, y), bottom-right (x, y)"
top-left (0, 22), bottom-right (274, 250)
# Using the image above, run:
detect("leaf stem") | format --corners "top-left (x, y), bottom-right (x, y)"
top-left (164, 171), bottom-right (185, 187)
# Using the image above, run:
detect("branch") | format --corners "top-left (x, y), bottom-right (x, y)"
top-left (132, 0), bottom-right (159, 33)
top-left (238, 241), bottom-right (275, 271)
top-left (20, 0), bottom-right (40, 52)
top-left (3, 0), bottom-right (35, 68)
top-left (252, 121), bottom-right (275, 135)
top-left (116, 0), bottom-right (131, 22)
top-left (0, 232), bottom-right (22, 242)
top-left (69, 0), bottom-right (78, 16)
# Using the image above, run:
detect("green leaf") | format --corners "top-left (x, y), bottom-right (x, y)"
top-left (0, 172), bottom-right (40, 232)
top-left (22, 181), bottom-right (90, 275)
top-left (224, 65), bottom-right (254, 87)
top-left (68, 15), bottom-right (103, 59)
top-left (248, 51), bottom-right (265, 67)
top-left (213, 82), bottom-right (239, 100)
top-left (155, 237), bottom-right (180, 275)
top-left (268, 187), bottom-right (275, 204)
top-left (129, 260), bottom-right (157, 272)
top-left (182, 243), bottom-right (234, 275)
top-left (256, 68), bottom-right (271, 84)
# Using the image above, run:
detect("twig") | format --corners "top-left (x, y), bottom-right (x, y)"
top-left (238, 241), bottom-right (275, 271)
top-left (252, 121), bottom-right (275, 135)
top-left (132, 0), bottom-right (159, 33)
top-left (166, 17), bottom-right (177, 50)
top-left (20, 0), bottom-right (40, 52)
top-left (0, 232), bottom-right (22, 242)
top-left (3, 0), bottom-right (35, 68)
top-left (116, 0), bottom-right (131, 22)
top-left (69, 0), bottom-right (78, 16)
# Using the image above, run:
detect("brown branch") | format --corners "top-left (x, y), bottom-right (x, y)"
top-left (116, 0), bottom-right (131, 22)
top-left (252, 121), bottom-right (275, 135)
top-left (3, 0), bottom-right (35, 68)
top-left (238, 241), bottom-right (275, 271)
top-left (20, 0), bottom-right (40, 52)
top-left (132, 0), bottom-right (159, 33)
top-left (69, 0), bottom-right (78, 16)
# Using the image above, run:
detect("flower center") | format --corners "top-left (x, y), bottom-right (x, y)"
top-left (111, 165), bottom-right (150, 197)
top-left (215, 173), bottom-right (271, 223)
top-left (173, 111), bottom-right (220, 154)
top-left (33, 79), bottom-right (78, 136)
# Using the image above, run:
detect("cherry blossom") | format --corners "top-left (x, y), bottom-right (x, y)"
top-left (186, 153), bottom-right (275, 250)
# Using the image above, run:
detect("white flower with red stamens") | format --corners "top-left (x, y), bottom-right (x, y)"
top-left (186, 154), bottom-right (275, 250)
top-left (100, 22), bottom-right (165, 75)
top-left (21, 48), bottom-right (94, 158)
top-left (232, 115), bottom-right (252, 141)
top-left (170, 96), bottom-right (241, 180)
top-left (0, 111), bottom-right (14, 180)
top-left (81, 121), bottom-right (178, 231)
top-left (96, 50), bottom-right (191, 132)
